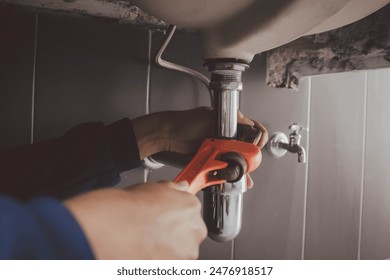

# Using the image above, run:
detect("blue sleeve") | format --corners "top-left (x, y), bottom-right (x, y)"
top-left (0, 195), bottom-right (94, 260)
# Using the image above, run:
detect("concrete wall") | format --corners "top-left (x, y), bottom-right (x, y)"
top-left (1, 5), bottom-right (390, 259)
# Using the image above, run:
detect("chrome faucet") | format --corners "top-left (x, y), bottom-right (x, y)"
top-left (268, 123), bottom-right (308, 163)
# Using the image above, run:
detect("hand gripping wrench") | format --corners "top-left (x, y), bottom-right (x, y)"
top-left (174, 138), bottom-right (261, 194)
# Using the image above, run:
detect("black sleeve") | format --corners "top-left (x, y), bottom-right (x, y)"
top-left (0, 118), bottom-right (141, 201)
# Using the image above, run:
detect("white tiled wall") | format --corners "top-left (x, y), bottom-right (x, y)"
top-left (303, 69), bottom-right (390, 260)
top-left (305, 72), bottom-right (367, 259)
top-left (361, 69), bottom-right (390, 260)
top-left (1, 5), bottom-right (390, 260)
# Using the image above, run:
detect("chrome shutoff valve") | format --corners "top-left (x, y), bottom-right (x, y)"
top-left (268, 123), bottom-right (308, 163)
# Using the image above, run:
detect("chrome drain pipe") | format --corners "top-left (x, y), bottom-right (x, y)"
top-left (204, 61), bottom-right (248, 242)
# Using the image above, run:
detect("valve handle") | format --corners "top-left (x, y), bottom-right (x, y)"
top-left (288, 123), bottom-right (308, 133)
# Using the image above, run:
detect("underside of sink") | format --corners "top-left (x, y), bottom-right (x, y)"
top-left (1, 0), bottom-right (389, 63)
top-left (132, 0), bottom-right (389, 61)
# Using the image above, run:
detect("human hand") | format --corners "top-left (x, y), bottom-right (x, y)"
top-left (165, 107), bottom-right (268, 188)
top-left (64, 181), bottom-right (207, 260)
top-left (132, 107), bottom-right (268, 188)
top-left (243, 116), bottom-right (268, 189)
top-left (132, 107), bottom-right (217, 159)
top-left (132, 107), bottom-right (268, 157)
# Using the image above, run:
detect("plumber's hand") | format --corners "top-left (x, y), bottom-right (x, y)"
top-left (64, 181), bottom-right (207, 260)
top-left (133, 106), bottom-right (268, 156)
top-left (167, 107), bottom-right (268, 188)
top-left (166, 107), bottom-right (266, 154)
top-left (132, 106), bottom-right (268, 188)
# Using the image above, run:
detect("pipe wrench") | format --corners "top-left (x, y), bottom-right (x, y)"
top-left (174, 125), bottom-right (262, 194)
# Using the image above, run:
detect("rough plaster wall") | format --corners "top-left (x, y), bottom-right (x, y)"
top-left (267, 4), bottom-right (390, 89)
top-left (0, 0), bottom-right (166, 26)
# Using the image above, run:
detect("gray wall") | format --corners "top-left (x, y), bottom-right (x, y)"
top-left (1, 5), bottom-right (390, 260)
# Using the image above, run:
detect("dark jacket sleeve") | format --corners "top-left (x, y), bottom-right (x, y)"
top-left (0, 118), bottom-right (141, 201)
top-left (0, 195), bottom-right (94, 260)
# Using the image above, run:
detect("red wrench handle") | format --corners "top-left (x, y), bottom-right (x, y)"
top-left (174, 139), bottom-right (261, 194)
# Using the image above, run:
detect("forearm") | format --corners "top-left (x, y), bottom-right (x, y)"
top-left (0, 119), bottom-right (141, 200)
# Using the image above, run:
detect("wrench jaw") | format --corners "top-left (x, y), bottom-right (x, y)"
top-left (187, 152), bottom-right (248, 194)
top-left (215, 152), bottom-right (248, 183)
top-left (174, 138), bottom-right (260, 194)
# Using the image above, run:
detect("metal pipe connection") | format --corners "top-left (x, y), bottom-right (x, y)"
top-left (204, 61), bottom-right (248, 242)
